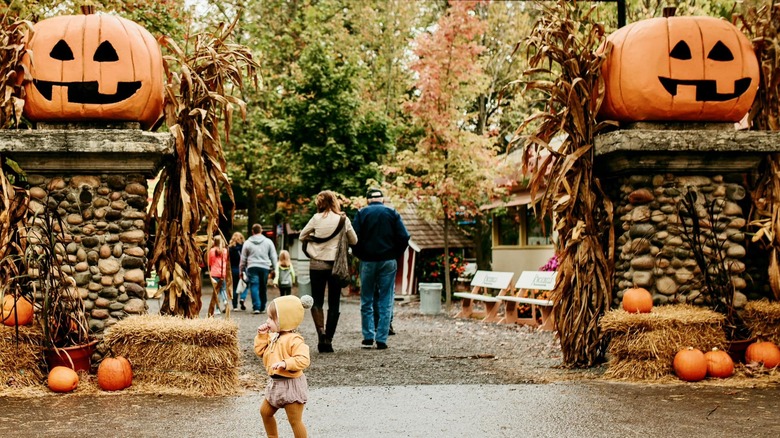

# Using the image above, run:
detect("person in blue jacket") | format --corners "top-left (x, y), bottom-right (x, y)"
top-left (352, 188), bottom-right (410, 350)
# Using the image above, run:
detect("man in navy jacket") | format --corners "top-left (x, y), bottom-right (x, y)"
top-left (352, 188), bottom-right (410, 350)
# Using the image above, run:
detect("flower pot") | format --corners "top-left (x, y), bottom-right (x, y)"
top-left (44, 340), bottom-right (98, 372)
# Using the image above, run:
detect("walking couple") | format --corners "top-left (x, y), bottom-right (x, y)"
top-left (300, 188), bottom-right (409, 353)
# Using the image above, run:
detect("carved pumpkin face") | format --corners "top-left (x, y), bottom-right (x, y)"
top-left (22, 14), bottom-right (164, 129)
top-left (599, 16), bottom-right (759, 123)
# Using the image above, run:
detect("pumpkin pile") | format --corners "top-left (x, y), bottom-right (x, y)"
top-left (674, 347), bottom-right (736, 381)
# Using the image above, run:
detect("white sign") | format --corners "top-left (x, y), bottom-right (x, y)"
top-left (470, 271), bottom-right (514, 289)
top-left (515, 271), bottom-right (557, 291)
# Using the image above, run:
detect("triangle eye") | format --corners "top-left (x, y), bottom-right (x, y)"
top-left (50, 39), bottom-right (74, 61)
top-left (93, 41), bottom-right (119, 62)
top-left (707, 41), bottom-right (734, 61)
top-left (670, 41), bottom-right (692, 60)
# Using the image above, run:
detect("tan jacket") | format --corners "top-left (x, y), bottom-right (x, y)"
top-left (254, 332), bottom-right (310, 378)
top-left (299, 212), bottom-right (358, 261)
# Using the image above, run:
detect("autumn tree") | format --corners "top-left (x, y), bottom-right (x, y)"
top-left (385, 0), bottom-right (498, 307)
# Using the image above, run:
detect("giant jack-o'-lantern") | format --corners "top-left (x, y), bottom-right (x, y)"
top-left (599, 16), bottom-right (759, 123)
top-left (22, 12), bottom-right (164, 129)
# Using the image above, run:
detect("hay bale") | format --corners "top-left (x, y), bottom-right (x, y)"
top-left (103, 315), bottom-right (240, 395)
top-left (604, 358), bottom-right (676, 381)
top-left (0, 325), bottom-right (44, 387)
top-left (744, 300), bottom-right (780, 344)
top-left (600, 304), bottom-right (727, 380)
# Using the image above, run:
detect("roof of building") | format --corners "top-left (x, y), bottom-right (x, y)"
top-left (397, 203), bottom-right (473, 251)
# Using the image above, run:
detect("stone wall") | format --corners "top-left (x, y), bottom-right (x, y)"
top-left (612, 173), bottom-right (767, 308)
top-left (27, 173), bottom-right (150, 336)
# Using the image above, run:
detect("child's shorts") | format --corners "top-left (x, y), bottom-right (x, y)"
top-left (265, 374), bottom-right (308, 408)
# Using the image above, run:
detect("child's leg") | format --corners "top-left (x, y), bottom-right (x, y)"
top-left (284, 402), bottom-right (307, 438)
top-left (280, 286), bottom-right (291, 296)
top-left (260, 399), bottom-right (279, 438)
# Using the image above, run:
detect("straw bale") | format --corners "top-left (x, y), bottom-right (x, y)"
top-left (600, 304), bottom-right (727, 379)
top-left (607, 327), bottom-right (726, 361)
top-left (600, 304), bottom-right (725, 334)
top-left (743, 300), bottom-right (780, 344)
top-left (0, 325), bottom-right (44, 387)
top-left (604, 358), bottom-right (675, 381)
top-left (103, 314), bottom-right (237, 346)
top-left (133, 370), bottom-right (240, 395)
top-left (102, 315), bottom-right (240, 394)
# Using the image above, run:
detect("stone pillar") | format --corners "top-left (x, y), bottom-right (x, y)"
top-left (594, 124), bottom-right (780, 308)
top-left (0, 123), bottom-right (172, 356)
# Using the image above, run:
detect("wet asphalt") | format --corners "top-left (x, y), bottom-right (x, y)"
top-left (2, 381), bottom-right (779, 437)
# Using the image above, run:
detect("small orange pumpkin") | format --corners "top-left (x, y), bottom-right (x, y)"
top-left (48, 366), bottom-right (79, 393)
top-left (22, 11), bottom-right (164, 129)
top-left (745, 341), bottom-right (780, 369)
top-left (97, 356), bottom-right (133, 391)
top-left (704, 347), bottom-right (734, 378)
top-left (674, 347), bottom-right (707, 382)
top-left (599, 16), bottom-right (759, 122)
top-left (622, 287), bottom-right (653, 313)
top-left (1, 294), bottom-right (34, 327)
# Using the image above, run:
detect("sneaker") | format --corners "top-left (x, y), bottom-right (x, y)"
top-left (214, 308), bottom-right (221, 315)
top-left (389, 324), bottom-right (396, 336)
top-left (253, 310), bottom-right (261, 314)
top-left (240, 300), bottom-right (246, 311)
top-left (361, 340), bottom-right (373, 349)
top-left (218, 300), bottom-right (226, 313)
top-left (233, 307), bottom-right (239, 311)
top-left (376, 342), bottom-right (388, 350)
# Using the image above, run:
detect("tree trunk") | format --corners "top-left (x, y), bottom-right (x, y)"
top-left (443, 213), bottom-right (452, 310)
top-left (474, 215), bottom-right (492, 270)
top-left (246, 167), bottom-right (258, 237)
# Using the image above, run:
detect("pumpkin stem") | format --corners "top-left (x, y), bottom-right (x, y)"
top-left (80, 4), bottom-right (96, 15)
top-left (663, 7), bottom-right (676, 18)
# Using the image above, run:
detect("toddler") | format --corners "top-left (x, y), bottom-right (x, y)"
top-left (255, 294), bottom-right (313, 438)
top-left (273, 250), bottom-right (296, 296)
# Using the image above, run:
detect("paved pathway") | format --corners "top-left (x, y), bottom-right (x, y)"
top-left (2, 382), bottom-right (779, 437)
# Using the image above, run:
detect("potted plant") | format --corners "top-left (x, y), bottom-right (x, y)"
top-left (676, 189), bottom-right (753, 358)
top-left (27, 204), bottom-right (95, 371)
top-left (0, 190), bottom-right (95, 371)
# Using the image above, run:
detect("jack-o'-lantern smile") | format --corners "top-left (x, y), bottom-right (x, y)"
top-left (657, 76), bottom-right (752, 102)
top-left (22, 13), bottom-right (165, 129)
top-left (32, 79), bottom-right (142, 104)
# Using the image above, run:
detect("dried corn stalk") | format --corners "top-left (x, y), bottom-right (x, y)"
top-left (519, 1), bottom-right (615, 367)
top-left (150, 18), bottom-right (257, 317)
top-left (738, 2), bottom-right (780, 300)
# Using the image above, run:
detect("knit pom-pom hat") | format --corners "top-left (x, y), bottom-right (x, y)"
top-left (274, 295), bottom-right (313, 331)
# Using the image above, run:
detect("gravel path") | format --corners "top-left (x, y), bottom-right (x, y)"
top-left (218, 286), bottom-right (595, 391)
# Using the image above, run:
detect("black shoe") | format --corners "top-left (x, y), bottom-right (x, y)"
top-left (376, 342), bottom-right (387, 350)
top-left (389, 324), bottom-right (396, 336)
top-left (240, 300), bottom-right (246, 311)
top-left (319, 339), bottom-right (334, 353)
top-left (361, 340), bottom-right (373, 349)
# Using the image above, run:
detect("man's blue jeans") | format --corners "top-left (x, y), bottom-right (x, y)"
top-left (246, 266), bottom-right (270, 312)
top-left (360, 259), bottom-right (397, 344)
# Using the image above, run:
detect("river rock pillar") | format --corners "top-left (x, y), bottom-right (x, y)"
top-left (594, 123), bottom-right (780, 308)
top-left (0, 123), bottom-right (172, 349)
